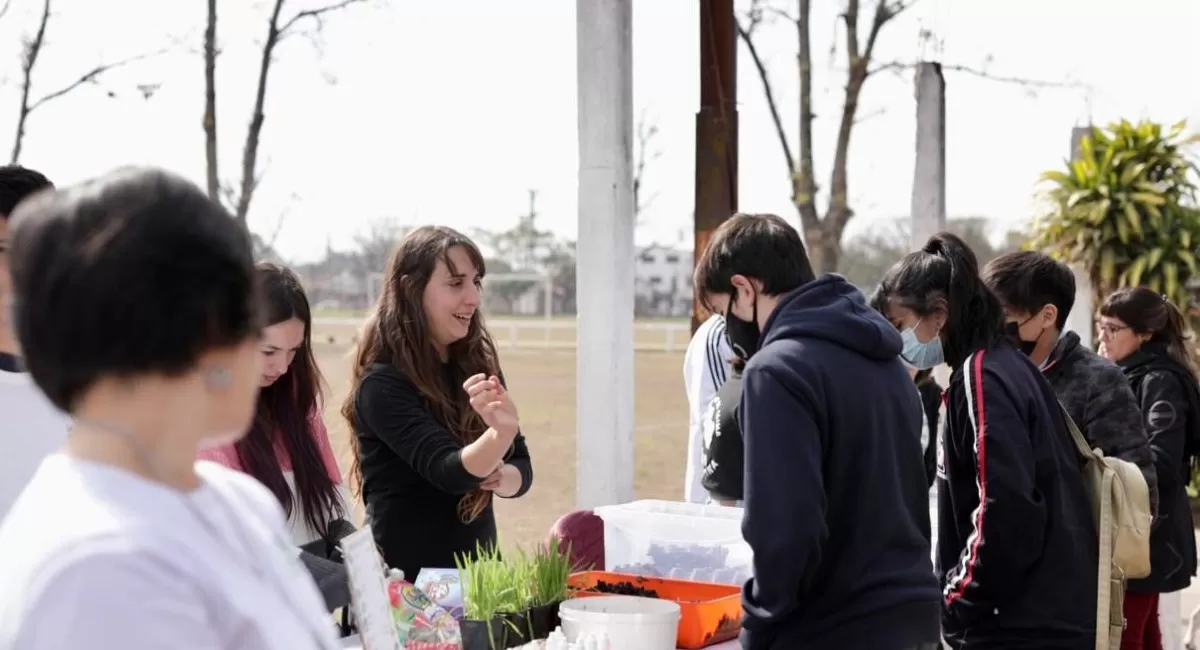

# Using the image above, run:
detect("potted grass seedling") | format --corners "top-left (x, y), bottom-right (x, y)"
top-left (456, 544), bottom-right (514, 650)
top-left (526, 537), bottom-right (573, 640)
top-left (495, 549), bottom-right (535, 648)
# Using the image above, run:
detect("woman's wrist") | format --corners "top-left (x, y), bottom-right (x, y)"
top-left (488, 424), bottom-right (518, 440)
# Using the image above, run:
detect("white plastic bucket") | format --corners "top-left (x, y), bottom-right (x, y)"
top-left (559, 595), bottom-right (681, 650)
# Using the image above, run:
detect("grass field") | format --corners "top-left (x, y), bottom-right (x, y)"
top-left (314, 324), bottom-right (690, 553)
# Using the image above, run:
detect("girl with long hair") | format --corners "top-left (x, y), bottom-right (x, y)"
top-left (200, 263), bottom-right (351, 546)
top-left (198, 263), bottom-right (354, 611)
top-left (1098, 287), bottom-right (1199, 650)
top-left (342, 226), bottom-right (532, 579)
top-left (875, 232), bottom-right (1097, 648)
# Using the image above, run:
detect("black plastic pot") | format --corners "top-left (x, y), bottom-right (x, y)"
top-left (500, 610), bottom-right (532, 647)
top-left (460, 617), bottom-right (509, 650)
top-left (527, 601), bottom-right (562, 640)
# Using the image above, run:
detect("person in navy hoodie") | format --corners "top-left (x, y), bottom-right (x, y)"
top-left (875, 232), bottom-right (1097, 649)
top-left (693, 213), bottom-right (940, 650)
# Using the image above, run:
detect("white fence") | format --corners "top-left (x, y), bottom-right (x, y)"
top-left (312, 317), bottom-right (692, 353)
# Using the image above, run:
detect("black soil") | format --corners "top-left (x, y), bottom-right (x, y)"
top-left (591, 580), bottom-right (660, 598)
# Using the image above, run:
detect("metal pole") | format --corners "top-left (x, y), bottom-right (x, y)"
top-left (575, 0), bottom-right (635, 508)
top-left (691, 0), bottom-right (738, 333)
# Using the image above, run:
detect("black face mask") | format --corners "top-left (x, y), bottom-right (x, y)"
top-left (1004, 318), bottom-right (1040, 357)
top-left (724, 291), bottom-right (761, 360)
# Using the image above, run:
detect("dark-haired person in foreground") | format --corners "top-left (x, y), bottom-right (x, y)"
top-left (876, 233), bottom-right (1097, 649)
top-left (0, 164), bottom-right (69, 521)
top-left (0, 168), bottom-right (341, 649)
top-left (695, 213), bottom-right (939, 650)
top-left (982, 251), bottom-right (1157, 511)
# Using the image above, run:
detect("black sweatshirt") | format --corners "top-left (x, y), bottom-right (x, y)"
top-left (937, 344), bottom-right (1096, 649)
top-left (352, 362), bottom-right (532, 580)
top-left (739, 275), bottom-right (940, 650)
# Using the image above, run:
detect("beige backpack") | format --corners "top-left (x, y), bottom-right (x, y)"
top-left (1058, 402), bottom-right (1152, 650)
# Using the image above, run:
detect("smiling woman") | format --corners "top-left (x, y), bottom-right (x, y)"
top-left (342, 226), bottom-right (533, 580)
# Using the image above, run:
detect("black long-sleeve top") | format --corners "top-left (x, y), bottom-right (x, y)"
top-left (352, 362), bottom-right (533, 579)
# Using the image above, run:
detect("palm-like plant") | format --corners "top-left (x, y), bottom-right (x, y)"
top-left (1030, 119), bottom-right (1200, 308)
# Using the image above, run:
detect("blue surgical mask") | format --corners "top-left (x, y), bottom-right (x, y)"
top-left (900, 325), bottom-right (944, 369)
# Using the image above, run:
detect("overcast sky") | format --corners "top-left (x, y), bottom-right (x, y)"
top-left (2, 0), bottom-right (1196, 262)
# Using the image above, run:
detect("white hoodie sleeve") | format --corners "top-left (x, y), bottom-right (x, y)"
top-left (682, 315), bottom-right (732, 503)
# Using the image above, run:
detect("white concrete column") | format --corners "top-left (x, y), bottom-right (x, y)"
top-left (910, 62), bottom-right (946, 250)
top-left (1066, 126), bottom-right (1095, 349)
top-left (1065, 266), bottom-right (1093, 348)
top-left (575, 0), bottom-right (635, 509)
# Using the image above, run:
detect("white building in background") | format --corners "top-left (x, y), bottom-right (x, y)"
top-left (634, 244), bottom-right (692, 317)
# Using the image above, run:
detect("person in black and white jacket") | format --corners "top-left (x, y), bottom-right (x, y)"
top-left (701, 356), bottom-right (744, 506)
top-left (683, 314), bottom-right (732, 503)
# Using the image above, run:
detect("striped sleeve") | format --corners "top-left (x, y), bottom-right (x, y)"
top-left (705, 316), bottom-right (729, 389)
top-left (942, 351), bottom-right (1047, 619)
top-left (683, 316), bottom-right (733, 503)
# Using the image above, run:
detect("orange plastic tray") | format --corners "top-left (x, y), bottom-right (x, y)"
top-left (567, 570), bottom-right (742, 649)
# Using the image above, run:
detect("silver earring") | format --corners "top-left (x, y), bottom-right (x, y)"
top-left (206, 367), bottom-right (232, 389)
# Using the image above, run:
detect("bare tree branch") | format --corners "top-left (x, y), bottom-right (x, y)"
top-left (264, 194), bottom-right (298, 252)
top-left (854, 106), bottom-right (887, 124)
top-left (735, 3), bottom-right (796, 199)
top-left (633, 113), bottom-right (661, 221)
top-left (278, 0), bottom-right (367, 39)
top-left (870, 60), bottom-right (1087, 90)
top-left (11, 0), bottom-right (166, 162)
top-left (11, 0), bottom-right (51, 163)
top-left (28, 49), bottom-right (165, 112)
top-left (226, 0), bottom-right (367, 225)
top-left (826, 0), bottom-right (916, 238)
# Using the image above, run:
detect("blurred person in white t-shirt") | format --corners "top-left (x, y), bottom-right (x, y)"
top-left (682, 313), bottom-right (733, 503)
top-left (0, 165), bottom-right (68, 522)
top-left (0, 168), bottom-right (340, 650)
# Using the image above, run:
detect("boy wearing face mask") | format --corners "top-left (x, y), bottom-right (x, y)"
top-left (982, 251), bottom-right (1157, 514)
top-left (695, 214), bottom-right (940, 650)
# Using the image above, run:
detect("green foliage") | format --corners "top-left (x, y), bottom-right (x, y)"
top-left (528, 537), bottom-right (573, 607)
top-left (1030, 119), bottom-right (1200, 307)
top-left (456, 539), bottom-right (574, 615)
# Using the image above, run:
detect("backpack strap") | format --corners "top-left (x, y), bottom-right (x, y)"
top-left (1056, 400), bottom-right (1122, 650)
top-left (1057, 400), bottom-right (1097, 459)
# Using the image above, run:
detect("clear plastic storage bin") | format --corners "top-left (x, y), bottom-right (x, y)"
top-left (594, 500), bottom-right (752, 586)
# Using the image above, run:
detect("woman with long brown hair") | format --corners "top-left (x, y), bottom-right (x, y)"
top-left (1098, 287), bottom-right (1200, 650)
top-left (343, 226), bottom-right (532, 578)
top-left (199, 263), bottom-right (353, 610)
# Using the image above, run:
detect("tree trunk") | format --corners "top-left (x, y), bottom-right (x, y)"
top-left (203, 0), bottom-right (219, 203)
top-left (803, 221), bottom-right (841, 274)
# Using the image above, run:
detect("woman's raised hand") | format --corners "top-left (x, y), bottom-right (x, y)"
top-left (463, 374), bottom-right (519, 437)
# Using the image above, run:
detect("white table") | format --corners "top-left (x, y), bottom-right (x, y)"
top-left (338, 634), bottom-right (739, 649)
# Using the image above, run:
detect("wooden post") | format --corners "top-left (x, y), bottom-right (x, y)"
top-left (691, 0), bottom-right (738, 333)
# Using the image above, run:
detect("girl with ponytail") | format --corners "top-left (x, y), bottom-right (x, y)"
top-left (1098, 287), bottom-right (1199, 648)
top-left (875, 232), bottom-right (1099, 648)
